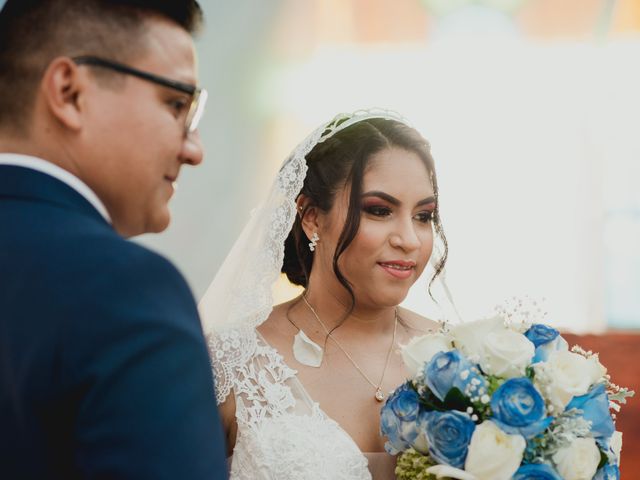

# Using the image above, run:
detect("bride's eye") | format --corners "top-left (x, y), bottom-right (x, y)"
top-left (414, 211), bottom-right (433, 223)
top-left (363, 205), bottom-right (392, 217)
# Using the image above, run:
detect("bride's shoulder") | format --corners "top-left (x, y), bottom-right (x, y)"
top-left (257, 299), bottom-right (297, 336)
top-left (397, 307), bottom-right (440, 336)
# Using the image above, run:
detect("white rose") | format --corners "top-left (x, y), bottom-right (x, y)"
top-left (482, 329), bottom-right (535, 378)
top-left (450, 316), bottom-right (534, 378)
top-left (533, 335), bottom-right (569, 363)
top-left (449, 316), bottom-right (505, 362)
top-left (535, 350), bottom-right (607, 412)
top-left (464, 421), bottom-right (526, 480)
top-left (609, 431), bottom-right (623, 465)
top-left (552, 437), bottom-right (601, 480)
top-left (401, 333), bottom-right (452, 377)
top-left (426, 465), bottom-right (478, 480)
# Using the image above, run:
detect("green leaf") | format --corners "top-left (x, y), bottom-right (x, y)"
top-left (419, 388), bottom-right (447, 411)
top-left (525, 366), bottom-right (535, 380)
top-left (598, 449), bottom-right (609, 470)
top-left (443, 387), bottom-right (473, 412)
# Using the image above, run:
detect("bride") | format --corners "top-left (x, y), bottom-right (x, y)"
top-left (200, 110), bottom-right (449, 479)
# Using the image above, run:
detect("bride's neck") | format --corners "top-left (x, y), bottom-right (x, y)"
top-left (302, 282), bottom-right (396, 336)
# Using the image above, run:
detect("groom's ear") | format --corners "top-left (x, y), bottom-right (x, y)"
top-left (40, 57), bottom-right (87, 131)
top-left (297, 195), bottom-right (320, 240)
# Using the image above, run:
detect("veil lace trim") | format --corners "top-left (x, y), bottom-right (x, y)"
top-left (200, 109), bottom-right (411, 404)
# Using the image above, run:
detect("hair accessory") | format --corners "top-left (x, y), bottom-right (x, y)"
top-left (199, 108), bottom-right (457, 407)
top-left (199, 108), bottom-right (428, 337)
top-left (308, 232), bottom-right (319, 252)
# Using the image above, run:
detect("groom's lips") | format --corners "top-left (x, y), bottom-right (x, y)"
top-left (164, 175), bottom-right (178, 193)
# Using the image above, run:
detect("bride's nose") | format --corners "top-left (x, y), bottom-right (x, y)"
top-left (389, 216), bottom-right (421, 251)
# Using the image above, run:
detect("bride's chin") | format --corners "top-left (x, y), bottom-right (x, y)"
top-left (361, 289), bottom-right (411, 310)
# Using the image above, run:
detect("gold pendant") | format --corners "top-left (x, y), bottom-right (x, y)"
top-left (375, 389), bottom-right (385, 402)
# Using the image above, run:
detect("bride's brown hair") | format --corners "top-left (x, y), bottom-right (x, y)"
top-left (281, 118), bottom-right (448, 307)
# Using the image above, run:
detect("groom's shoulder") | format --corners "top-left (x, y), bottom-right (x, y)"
top-left (43, 219), bottom-right (189, 292)
top-left (79, 235), bottom-right (195, 312)
top-left (56, 236), bottom-right (203, 349)
top-left (98, 235), bottom-right (186, 286)
top-left (39, 224), bottom-right (198, 327)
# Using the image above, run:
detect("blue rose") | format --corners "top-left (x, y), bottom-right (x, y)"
top-left (513, 463), bottom-right (563, 480)
top-left (525, 324), bottom-right (559, 348)
top-left (380, 383), bottom-right (420, 454)
top-left (566, 383), bottom-right (615, 440)
top-left (424, 349), bottom-right (487, 402)
top-left (491, 378), bottom-right (553, 439)
top-left (424, 410), bottom-right (475, 468)
top-left (594, 464), bottom-right (620, 480)
top-left (390, 383), bottom-right (420, 422)
top-left (525, 324), bottom-right (569, 363)
top-left (380, 407), bottom-right (407, 454)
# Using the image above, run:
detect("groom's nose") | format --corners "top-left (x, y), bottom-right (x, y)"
top-left (179, 130), bottom-right (204, 166)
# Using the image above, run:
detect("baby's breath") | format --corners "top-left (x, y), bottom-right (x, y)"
top-left (524, 409), bottom-right (592, 463)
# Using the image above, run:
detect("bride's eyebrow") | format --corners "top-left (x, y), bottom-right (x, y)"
top-left (362, 191), bottom-right (436, 208)
top-left (416, 197), bottom-right (436, 208)
top-left (362, 191), bottom-right (399, 205)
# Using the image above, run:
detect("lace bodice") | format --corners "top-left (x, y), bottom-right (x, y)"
top-left (209, 327), bottom-right (392, 480)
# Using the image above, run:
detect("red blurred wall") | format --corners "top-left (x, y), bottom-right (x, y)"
top-left (563, 333), bottom-right (640, 479)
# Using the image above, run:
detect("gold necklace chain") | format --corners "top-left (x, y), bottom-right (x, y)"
top-left (302, 294), bottom-right (398, 402)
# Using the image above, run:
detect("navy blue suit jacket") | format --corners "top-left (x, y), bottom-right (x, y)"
top-left (0, 165), bottom-right (227, 479)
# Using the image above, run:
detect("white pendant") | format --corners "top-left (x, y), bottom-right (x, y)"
top-left (375, 389), bottom-right (385, 402)
top-left (292, 330), bottom-right (324, 367)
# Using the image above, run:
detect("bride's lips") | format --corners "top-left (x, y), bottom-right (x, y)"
top-left (377, 260), bottom-right (416, 280)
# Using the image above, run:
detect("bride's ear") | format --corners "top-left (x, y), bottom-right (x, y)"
top-left (297, 195), bottom-right (320, 240)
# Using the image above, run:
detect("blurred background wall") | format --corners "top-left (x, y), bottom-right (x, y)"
top-left (138, 0), bottom-right (640, 334)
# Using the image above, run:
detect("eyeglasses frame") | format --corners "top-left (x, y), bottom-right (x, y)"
top-left (72, 55), bottom-right (207, 134)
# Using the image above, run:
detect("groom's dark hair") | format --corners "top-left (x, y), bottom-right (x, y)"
top-left (0, 0), bottom-right (203, 133)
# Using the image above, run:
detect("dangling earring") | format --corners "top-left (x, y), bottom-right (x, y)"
top-left (308, 232), bottom-right (319, 252)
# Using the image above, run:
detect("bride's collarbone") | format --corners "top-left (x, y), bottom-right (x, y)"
top-left (255, 306), bottom-right (436, 452)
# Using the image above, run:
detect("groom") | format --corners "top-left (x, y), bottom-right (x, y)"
top-left (0, 1), bottom-right (226, 478)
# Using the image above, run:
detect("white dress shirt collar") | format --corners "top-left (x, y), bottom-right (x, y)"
top-left (0, 153), bottom-right (111, 223)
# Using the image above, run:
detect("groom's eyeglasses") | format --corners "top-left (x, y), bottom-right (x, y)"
top-left (72, 55), bottom-right (208, 135)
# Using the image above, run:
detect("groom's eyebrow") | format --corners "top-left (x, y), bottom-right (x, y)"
top-left (362, 191), bottom-right (436, 208)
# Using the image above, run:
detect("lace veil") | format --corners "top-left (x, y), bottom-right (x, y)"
top-left (199, 108), bottom-right (460, 408)
top-left (198, 109), bottom-right (417, 337)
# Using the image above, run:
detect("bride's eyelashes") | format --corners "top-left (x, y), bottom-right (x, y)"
top-left (361, 203), bottom-right (434, 224)
top-left (414, 210), bottom-right (434, 223)
top-left (362, 204), bottom-right (392, 218)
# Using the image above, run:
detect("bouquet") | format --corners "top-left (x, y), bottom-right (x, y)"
top-left (381, 314), bottom-right (634, 480)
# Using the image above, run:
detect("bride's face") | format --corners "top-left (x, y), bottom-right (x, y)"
top-left (316, 146), bottom-right (435, 308)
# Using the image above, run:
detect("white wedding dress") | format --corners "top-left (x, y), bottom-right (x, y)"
top-left (200, 111), bottom-right (428, 480)
top-left (209, 326), bottom-right (397, 480)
